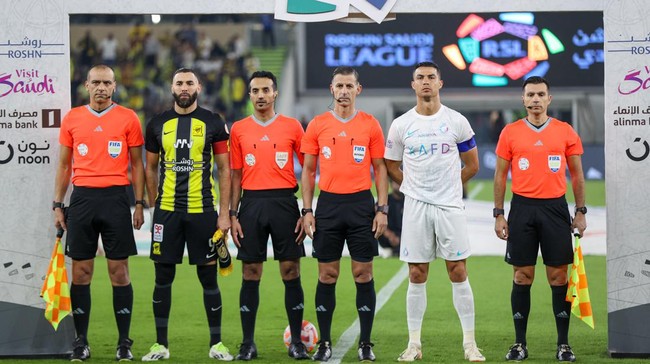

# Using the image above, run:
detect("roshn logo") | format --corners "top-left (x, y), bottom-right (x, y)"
top-left (275, 0), bottom-right (398, 24)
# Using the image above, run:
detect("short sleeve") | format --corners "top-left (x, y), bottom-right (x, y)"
top-left (300, 118), bottom-right (320, 155)
top-left (384, 120), bottom-right (403, 161)
top-left (368, 116), bottom-right (385, 159)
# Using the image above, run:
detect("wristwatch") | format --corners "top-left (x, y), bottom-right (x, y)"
top-left (575, 206), bottom-right (587, 215)
top-left (52, 201), bottom-right (64, 211)
top-left (135, 200), bottom-right (147, 207)
top-left (301, 208), bottom-right (313, 216)
top-left (376, 205), bottom-right (389, 215)
top-left (229, 209), bottom-right (238, 217)
top-left (493, 208), bottom-right (505, 218)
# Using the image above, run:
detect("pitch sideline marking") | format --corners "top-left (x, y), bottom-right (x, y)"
top-left (329, 263), bottom-right (409, 363)
top-left (468, 182), bottom-right (484, 200)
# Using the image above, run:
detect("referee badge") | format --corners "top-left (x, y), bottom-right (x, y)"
top-left (548, 155), bottom-right (561, 172)
top-left (245, 153), bottom-right (256, 166)
top-left (275, 151), bottom-right (289, 169)
top-left (353, 145), bottom-right (366, 163)
top-left (108, 141), bottom-right (122, 158)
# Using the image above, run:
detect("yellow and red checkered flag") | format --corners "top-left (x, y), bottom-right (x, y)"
top-left (40, 229), bottom-right (71, 331)
top-left (566, 233), bottom-right (594, 329)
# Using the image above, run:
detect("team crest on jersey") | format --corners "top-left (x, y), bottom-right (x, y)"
top-left (353, 145), bottom-right (366, 163)
top-left (245, 153), bottom-right (256, 166)
top-left (153, 223), bottom-right (164, 242)
top-left (438, 123), bottom-right (449, 134)
top-left (192, 125), bottom-right (204, 137)
top-left (518, 157), bottom-right (529, 171)
top-left (108, 141), bottom-right (122, 158)
top-left (548, 155), bottom-right (561, 172)
top-left (275, 151), bottom-right (289, 169)
top-left (322, 146), bottom-right (332, 159)
top-left (77, 143), bottom-right (88, 156)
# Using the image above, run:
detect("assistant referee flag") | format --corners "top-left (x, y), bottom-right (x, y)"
top-left (40, 229), bottom-right (71, 331)
top-left (566, 234), bottom-right (594, 329)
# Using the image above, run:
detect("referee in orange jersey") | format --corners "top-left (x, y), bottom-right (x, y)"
top-left (53, 64), bottom-right (145, 361)
top-left (301, 67), bottom-right (388, 362)
top-left (229, 71), bottom-right (309, 360)
top-left (494, 76), bottom-right (587, 363)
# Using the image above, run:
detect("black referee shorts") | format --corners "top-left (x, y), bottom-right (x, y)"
top-left (65, 185), bottom-right (137, 260)
top-left (236, 188), bottom-right (305, 262)
top-left (312, 190), bottom-right (378, 263)
top-left (505, 193), bottom-right (573, 267)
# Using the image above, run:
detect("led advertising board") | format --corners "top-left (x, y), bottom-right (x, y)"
top-left (305, 12), bottom-right (603, 89)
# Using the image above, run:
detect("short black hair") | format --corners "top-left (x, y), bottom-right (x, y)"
top-left (522, 76), bottom-right (549, 91)
top-left (332, 67), bottom-right (359, 83)
top-left (173, 67), bottom-right (200, 84)
top-left (413, 61), bottom-right (441, 78)
top-left (249, 70), bottom-right (277, 91)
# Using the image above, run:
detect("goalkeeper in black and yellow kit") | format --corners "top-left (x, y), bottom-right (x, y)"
top-left (142, 68), bottom-right (233, 361)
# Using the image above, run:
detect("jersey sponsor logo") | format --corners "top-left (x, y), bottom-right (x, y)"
top-left (406, 143), bottom-right (451, 156)
top-left (108, 141), bottom-right (122, 158)
top-left (245, 153), bottom-right (256, 166)
top-left (275, 151), bottom-right (289, 169)
top-left (169, 158), bottom-right (198, 172)
top-left (77, 143), bottom-right (88, 156)
top-left (153, 224), bottom-right (164, 242)
top-left (163, 130), bottom-right (174, 135)
top-left (353, 145), bottom-right (366, 162)
top-left (548, 155), bottom-right (561, 172)
top-left (173, 138), bottom-right (193, 149)
top-left (518, 157), bottom-right (530, 170)
top-left (321, 146), bottom-right (332, 159)
top-left (192, 125), bottom-right (204, 137)
top-left (405, 128), bottom-right (419, 140)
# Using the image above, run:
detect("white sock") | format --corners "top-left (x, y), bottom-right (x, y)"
top-left (452, 278), bottom-right (476, 345)
top-left (407, 281), bottom-right (427, 347)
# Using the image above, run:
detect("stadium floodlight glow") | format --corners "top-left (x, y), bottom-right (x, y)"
top-left (541, 28), bottom-right (565, 54)
top-left (151, 14), bottom-right (161, 24)
top-left (499, 12), bottom-right (534, 25)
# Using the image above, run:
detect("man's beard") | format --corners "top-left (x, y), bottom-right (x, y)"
top-left (173, 91), bottom-right (198, 108)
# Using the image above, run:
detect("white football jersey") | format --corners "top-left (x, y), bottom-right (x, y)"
top-left (384, 105), bottom-right (475, 207)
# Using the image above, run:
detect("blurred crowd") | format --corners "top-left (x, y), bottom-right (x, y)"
top-left (71, 19), bottom-right (262, 126)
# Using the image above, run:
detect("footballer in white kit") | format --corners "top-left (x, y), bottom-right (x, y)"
top-left (384, 105), bottom-right (476, 263)
top-left (384, 62), bottom-right (484, 363)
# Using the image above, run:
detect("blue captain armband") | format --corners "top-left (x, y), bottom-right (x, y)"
top-left (457, 136), bottom-right (477, 152)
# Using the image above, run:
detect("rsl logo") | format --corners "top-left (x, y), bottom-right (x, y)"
top-left (275, 0), bottom-right (398, 23)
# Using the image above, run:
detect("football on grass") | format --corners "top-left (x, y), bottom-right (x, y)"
top-left (283, 320), bottom-right (319, 352)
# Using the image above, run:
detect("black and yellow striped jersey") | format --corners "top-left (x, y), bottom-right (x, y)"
top-left (145, 106), bottom-right (229, 213)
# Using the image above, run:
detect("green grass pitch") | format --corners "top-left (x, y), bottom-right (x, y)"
top-left (9, 254), bottom-right (650, 363)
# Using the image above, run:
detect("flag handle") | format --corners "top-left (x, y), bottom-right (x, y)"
top-left (56, 228), bottom-right (64, 239)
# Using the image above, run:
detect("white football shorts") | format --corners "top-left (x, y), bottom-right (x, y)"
top-left (399, 195), bottom-right (472, 263)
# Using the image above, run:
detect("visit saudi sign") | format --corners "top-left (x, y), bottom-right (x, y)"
top-left (275, 0), bottom-right (398, 24)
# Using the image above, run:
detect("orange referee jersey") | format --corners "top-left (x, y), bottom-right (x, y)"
top-left (301, 110), bottom-right (385, 194)
top-left (59, 103), bottom-right (143, 187)
top-left (230, 114), bottom-right (304, 190)
top-left (495, 118), bottom-right (583, 198)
